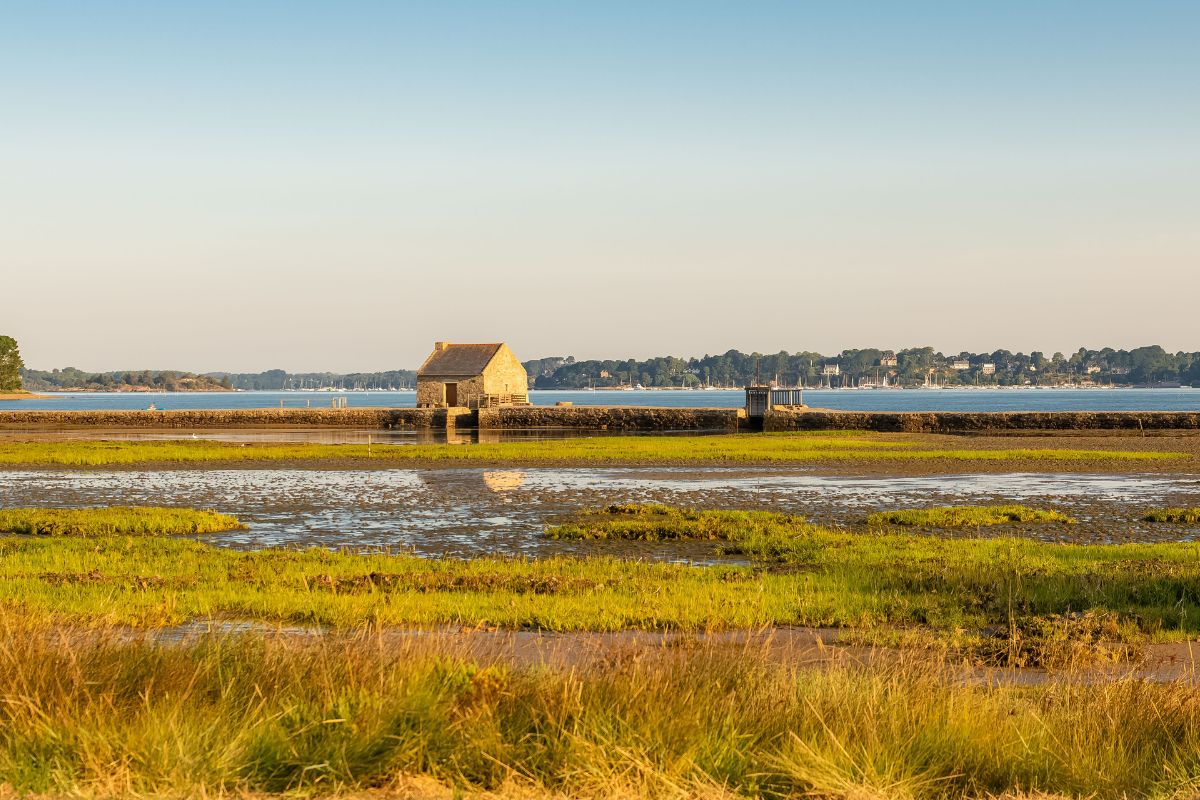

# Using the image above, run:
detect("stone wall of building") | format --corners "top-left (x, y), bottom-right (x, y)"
top-left (416, 375), bottom-right (487, 408)
top-left (482, 347), bottom-right (529, 397)
top-left (415, 380), bottom-right (442, 408)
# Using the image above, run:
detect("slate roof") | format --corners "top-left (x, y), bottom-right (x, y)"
top-left (417, 343), bottom-right (504, 378)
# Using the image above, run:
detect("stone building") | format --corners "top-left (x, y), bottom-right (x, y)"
top-left (416, 342), bottom-right (530, 408)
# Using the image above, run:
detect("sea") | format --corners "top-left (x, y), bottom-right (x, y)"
top-left (4, 388), bottom-right (1200, 413)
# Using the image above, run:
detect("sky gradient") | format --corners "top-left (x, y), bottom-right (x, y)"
top-left (3, 1), bottom-right (1198, 371)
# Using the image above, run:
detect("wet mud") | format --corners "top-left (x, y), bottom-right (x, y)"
top-left (3, 467), bottom-right (1199, 558)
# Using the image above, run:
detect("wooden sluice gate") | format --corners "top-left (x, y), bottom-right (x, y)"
top-left (744, 386), bottom-right (806, 418)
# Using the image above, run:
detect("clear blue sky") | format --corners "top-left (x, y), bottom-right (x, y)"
top-left (3, 1), bottom-right (1197, 371)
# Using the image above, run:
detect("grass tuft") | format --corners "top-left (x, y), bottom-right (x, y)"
top-left (0, 506), bottom-right (246, 536)
top-left (548, 503), bottom-right (809, 541)
top-left (1143, 507), bottom-right (1200, 523)
top-left (866, 505), bottom-right (1076, 527)
top-left (547, 503), bottom-right (828, 561)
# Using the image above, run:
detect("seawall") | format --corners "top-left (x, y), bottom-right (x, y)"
top-left (479, 406), bottom-right (743, 431)
top-left (763, 409), bottom-right (1200, 433)
top-left (2, 407), bottom-right (1199, 433)
top-left (0, 406), bottom-right (739, 431)
top-left (0, 408), bottom-right (464, 429)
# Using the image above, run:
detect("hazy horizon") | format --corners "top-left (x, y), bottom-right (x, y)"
top-left (4, 1), bottom-right (1197, 372)
top-left (16, 340), bottom-right (1197, 377)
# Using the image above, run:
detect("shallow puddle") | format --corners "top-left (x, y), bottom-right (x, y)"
top-left (2, 468), bottom-right (1200, 558)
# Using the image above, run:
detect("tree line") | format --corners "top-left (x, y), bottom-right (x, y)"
top-left (5, 333), bottom-right (1199, 393)
top-left (213, 369), bottom-right (417, 391)
top-left (23, 367), bottom-right (419, 392)
top-left (524, 346), bottom-right (1200, 389)
top-left (21, 367), bottom-right (232, 392)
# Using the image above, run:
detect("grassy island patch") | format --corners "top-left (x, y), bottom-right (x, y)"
top-left (0, 506), bottom-right (246, 536)
top-left (1143, 507), bottom-right (1200, 523)
top-left (866, 504), bottom-right (1076, 527)
top-left (0, 434), bottom-right (1186, 467)
top-left (547, 503), bottom-right (809, 541)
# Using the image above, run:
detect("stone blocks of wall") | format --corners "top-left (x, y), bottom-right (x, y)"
top-left (480, 406), bottom-right (744, 431)
top-left (416, 375), bottom-right (487, 408)
top-left (482, 350), bottom-right (529, 397)
top-left (9, 406), bottom-right (1195, 433)
top-left (763, 409), bottom-right (1200, 433)
top-left (0, 408), bottom-right (441, 429)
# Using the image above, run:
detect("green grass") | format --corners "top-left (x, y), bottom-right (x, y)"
top-left (2, 627), bottom-right (1200, 798)
top-left (0, 537), bottom-right (800, 630)
top-left (0, 506), bottom-right (246, 536)
top-left (549, 503), bottom-right (1077, 558)
top-left (1144, 507), bottom-right (1200, 523)
top-left (865, 504), bottom-right (1076, 527)
top-left (0, 433), bottom-right (1184, 467)
top-left (7, 508), bottom-right (1200, 652)
top-left (546, 503), bottom-right (809, 541)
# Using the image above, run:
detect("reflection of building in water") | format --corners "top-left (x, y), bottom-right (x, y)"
top-left (482, 471), bottom-right (526, 492)
top-left (443, 429), bottom-right (475, 446)
top-left (431, 429), bottom-right (505, 445)
top-left (417, 469), bottom-right (526, 497)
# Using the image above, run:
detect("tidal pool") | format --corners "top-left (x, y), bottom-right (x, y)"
top-left (2, 468), bottom-right (1199, 559)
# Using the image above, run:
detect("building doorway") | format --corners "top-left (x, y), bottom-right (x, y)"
top-left (444, 382), bottom-right (458, 407)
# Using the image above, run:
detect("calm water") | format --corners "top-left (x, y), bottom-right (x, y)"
top-left (4, 468), bottom-right (1198, 557)
top-left (5, 388), bottom-right (1200, 412)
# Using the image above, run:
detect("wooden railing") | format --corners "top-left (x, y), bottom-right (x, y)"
top-left (468, 393), bottom-right (531, 409)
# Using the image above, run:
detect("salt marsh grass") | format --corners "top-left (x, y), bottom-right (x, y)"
top-left (1144, 507), bottom-right (1200, 523)
top-left (865, 505), bottom-right (1076, 527)
top-left (0, 624), bottom-right (1199, 798)
top-left (6, 509), bottom-right (1200, 646)
top-left (0, 434), bottom-right (1183, 467)
top-left (0, 506), bottom-right (245, 536)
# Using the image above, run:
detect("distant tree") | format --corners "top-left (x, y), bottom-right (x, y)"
top-left (0, 336), bottom-right (24, 392)
top-left (1127, 345), bottom-right (1173, 384)
top-left (1069, 348), bottom-right (1089, 371)
top-left (1184, 358), bottom-right (1200, 388)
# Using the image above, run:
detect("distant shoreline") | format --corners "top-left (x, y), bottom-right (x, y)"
top-left (17, 385), bottom-right (1196, 395)
top-left (0, 392), bottom-right (53, 401)
top-left (27, 387), bottom-right (234, 394)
